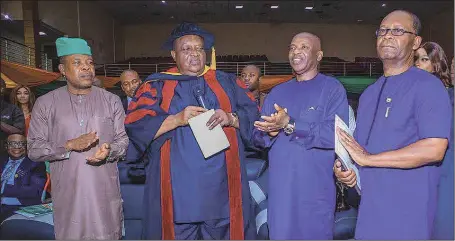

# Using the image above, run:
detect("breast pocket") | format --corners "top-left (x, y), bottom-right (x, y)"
top-left (300, 105), bottom-right (323, 123)
top-left (93, 116), bottom-right (115, 144)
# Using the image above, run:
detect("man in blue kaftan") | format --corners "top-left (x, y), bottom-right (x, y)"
top-left (124, 22), bottom-right (258, 240)
top-left (335, 10), bottom-right (451, 240)
top-left (253, 32), bottom-right (349, 239)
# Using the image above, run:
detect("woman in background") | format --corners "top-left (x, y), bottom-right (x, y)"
top-left (9, 85), bottom-right (35, 136)
top-left (415, 42), bottom-right (452, 88)
top-left (415, 41), bottom-right (454, 240)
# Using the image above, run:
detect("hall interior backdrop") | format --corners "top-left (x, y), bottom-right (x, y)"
top-left (1, 0), bottom-right (453, 65)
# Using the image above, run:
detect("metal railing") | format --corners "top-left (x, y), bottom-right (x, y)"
top-left (96, 61), bottom-right (383, 78)
top-left (1, 37), bottom-right (53, 71)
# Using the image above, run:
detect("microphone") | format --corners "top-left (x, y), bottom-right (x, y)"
top-left (193, 85), bottom-right (207, 109)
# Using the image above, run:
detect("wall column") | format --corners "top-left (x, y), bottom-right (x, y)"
top-left (22, 0), bottom-right (41, 67)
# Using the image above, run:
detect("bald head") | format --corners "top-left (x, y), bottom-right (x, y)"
top-left (120, 69), bottom-right (139, 81)
top-left (288, 32), bottom-right (323, 78)
top-left (291, 32), bottom-right (322, 51)
top-left (382, 10), bottom-right (421, 35)
top-left (120, 69), bottom-right (141, 98)
top-left (7, 133), bottom-right (26, 142)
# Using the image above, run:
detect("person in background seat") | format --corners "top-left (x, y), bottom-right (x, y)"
top-left (240, 64), bottom-right (266, 107)
top-left (120, 69), bottom-right (142, 113)
top-left (0, 133), bottom-right (46, 222)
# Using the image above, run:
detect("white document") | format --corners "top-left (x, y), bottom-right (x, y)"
top-left (188, 109), bottom-right (230, 159)
top-left (335, 114), bottom-right (361, 194)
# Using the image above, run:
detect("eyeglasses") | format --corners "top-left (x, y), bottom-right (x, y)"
top-left (376, 28), bottom-right (416, 37)
top-left (6, 141), bottom-right (27, 149)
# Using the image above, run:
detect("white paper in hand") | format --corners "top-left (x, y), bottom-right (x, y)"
top-left (188, 109), bottom-right (231, 159)
top-left (335, 114), bottom-right (361, 194)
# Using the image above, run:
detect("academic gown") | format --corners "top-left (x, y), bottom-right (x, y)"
top-left (253, 74), bottom-right (349, 239)
top-left (432, 87), bottom-right (454, 240)
top-left (354, 67), bottom-right (452, 240)
top-left (124, 67), bottom-right (259, 240)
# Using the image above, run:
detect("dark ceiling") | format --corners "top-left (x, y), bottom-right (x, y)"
top-left (0, 20), bottom-right (64, 45)
top-left (97, 0), bottom-right (453, 25)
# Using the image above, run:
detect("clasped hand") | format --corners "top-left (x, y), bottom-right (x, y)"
top-left (65, 131), bottom-right (111, 164)
top-left (254, 103), bottom-right (289, 136)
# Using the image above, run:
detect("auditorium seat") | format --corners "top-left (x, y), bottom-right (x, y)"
top-left (248, 163), bottom-right (269, 239)
top-left (0, 219), bottom-right (55, 240)
top-left (334, 208), bottom-right (358, 240)
top-left (118, 161), bottom-right (146, 240)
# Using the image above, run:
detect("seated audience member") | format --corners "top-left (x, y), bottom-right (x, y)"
top-left (0, 134), bottom-right (46, 222)
top-left (0, 79), bottom-right (25, 157)
top-left (415, 41), bottom-right (454, 240)
top-left (120, 69), bottom-right (142, 113)
top-left (240, 65), bottom-right (265, 107)
top-left (9, 85), bottom-right (35, 136)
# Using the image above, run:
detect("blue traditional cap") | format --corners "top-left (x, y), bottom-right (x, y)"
top-left (56, 37), bottom-right (92, 57)
top-left (162, 22), bottom-right (215, 50)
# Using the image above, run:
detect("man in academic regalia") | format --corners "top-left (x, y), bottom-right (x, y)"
top-left (27, 37), bottom-right (128, 240)
top-left (334, 10), bottom-right (451, 240)
top-left (253, 32), bottom-right (349, 239)
top-left (124, 22), bottom-right (258, 240)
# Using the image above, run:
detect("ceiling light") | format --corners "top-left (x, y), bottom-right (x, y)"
top-left (235, 5), bottom-right (243, 9)
top-left (271, 5), bottom-right (279, 9)
top-left (2, 13), bottom-right (10, 19)
top-left (305, 6), bottom-right (314, 10)
top-left (161, 0), bottom-right (166, 3)
top-left (39, 31), bottom-right (46, 36)
top-left (381, 3), bottom-right (386, 7)
top-left (357, 19), bottom-right (363, 22)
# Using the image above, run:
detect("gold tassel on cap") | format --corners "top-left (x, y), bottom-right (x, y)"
top-left (210, 46), bottom-right (216, 70)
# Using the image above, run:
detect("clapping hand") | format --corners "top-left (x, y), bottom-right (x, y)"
top-left (254, 104), bottom-right (289, 136)
top-left (86, 143), bottom-right (111, 164)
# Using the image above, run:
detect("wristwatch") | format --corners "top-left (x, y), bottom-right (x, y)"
top-left (284, 117), bottom-right (296, 135)
top-left (229, 112), bottom-right (238, 126)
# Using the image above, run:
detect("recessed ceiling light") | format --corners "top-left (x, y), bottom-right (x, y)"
top-left (381, 3), bottom-right (386, 7)
top-left (161, 0), bottom-right (166, 3)
top-left (305, 6), bottom-right (314, 10)
top-left (235, 5), bottom-right (243, 9)
top-left (271, 5), bottom-right (279, 9)
top-left (39, 31), bottom-right (46, 36)
top-left (170, 16), bottom-right (174, 19)
top-left (357, 19), bottom-right (363, 22)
